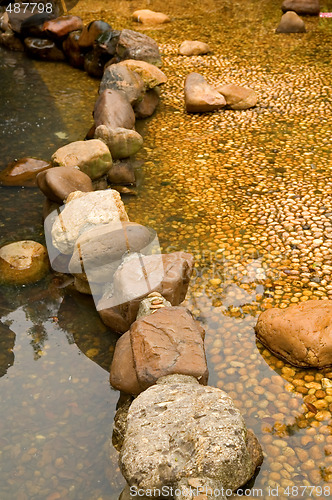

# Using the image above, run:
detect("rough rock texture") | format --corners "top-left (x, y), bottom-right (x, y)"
top-left (98, 251), bottom-right (194, 332)
top-left (132, 9), bottom-right (170, 24)
top-left (24, 37), bottom-right (65, 61)
top-left (276, 11), bottom-right (306, 33)
top-left (78, 19), bottom-right (111, 48)
top-left (62, 30), bottom-right (85, 68)
top-left (118, 59), bottom-right (167, 88)
top-left (99, 64), bottom-right (145, 104)
top-left (282, 0), bottom-right (320, 15)
top-left (179, 40), bottom-right (211, 56)
top-left (0, 240), bottom-right (49, 285)
top-left (184, 73), bottom-right (226, 113)
top-left (136, 292), bottom-right (172, 319)
top-left (119, 374), bottom-right (263, 494)
top-left (255, 300), bottom-right (332, 368)
top-left (215, 84), bottom-right (258, 110)
top-left (36, 166), bottom-right (93, 203)
top-left (0, 157), bottom-right (50, 186)
top-left (134, 88), bottom-right (160, 119)
top-left (51, 139), bottom-right (112, 180)
top-left (42, 15), bottom-right (83, 39)
top-left (93, 89), bottom-right (136, 130)
top-left (51, 189), bottom-right (129, 254)
top-left (95, 125), bottom-right (143, 159)
top-left (116, 29), bottom-right (162, 67)
top-left (107, 160), bottom-right (136, 185)
top-left (110, 331), bottom-right (141, 394)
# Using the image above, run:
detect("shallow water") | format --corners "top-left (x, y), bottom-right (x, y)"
top-left (1, 0), bottom-right (332, 498)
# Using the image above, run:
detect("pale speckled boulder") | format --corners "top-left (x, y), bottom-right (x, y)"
top-left (179, 40), bottom-right (211, 56)
top-left (94, 125), bottom-right (143, 159)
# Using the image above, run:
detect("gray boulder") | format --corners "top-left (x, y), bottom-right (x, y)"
top-left (116, 29), bottom-right (162, 66)
top-left (99, 64), bottom-right (145, 104)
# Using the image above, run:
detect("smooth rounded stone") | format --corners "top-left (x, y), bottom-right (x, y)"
top-left (179, 40), bottom-right (211, 56)
top-left (98, 251), bottom-right (194, 333)
top-left (93, 89), bottom-right (136, 130)
top-left (78, 20), bottom-right (111, 49)
top-left (62, 30), bottom-right (84, 68)
top-left (134, 87), bottom-right (160, 119)
top-left (51, 139), bottom-right (112, 180)
top-left (23, 37), bottom-right (65, 61)
top-left (36, 166), bottom-right (93, 203)
top-left (95, 125), bottom-right (143, 160)
top-left (110, 306), bottom-right (208, 395)
top-left (255, 300), bottom-right (332, 368)
top-left (132, 9), bottom-right (170, 24)
top-left (0, 240), bottom-right (49, 285)
top-left (276, 11), bottom-right (306, 33)
top-left (118, 60), bottom-right (167, 89)
top-left (51, 189), bottom-right (129, 254)
top-left (116, 29), bottom-right (162, 67)
top-left (215, 84), bottom-right (258, 110)
top-left (107, 160), bottom-right (136, 185)
top-left (184, 73), bottom-right (226, 113)
top-left (42, 15), bottom-right (83, 39)
top-left (282, 0), bottom-right (320, 15)
top-left (99, 64), bottom-right (145, 105)
top-left (119, 375), bottom-right (263, 494)
top-left (0, 157), bottom-right (50, 186)
top-left (0, 30), bottom-right (24, 51)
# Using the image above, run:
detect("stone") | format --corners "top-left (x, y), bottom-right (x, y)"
top-left (42, 15), bottom-right (83, 39)
top-left (95, 29), bottom-right (121, 58)
top-left (19, 12), bottom-right (55, 38)
top-left (282, 0), bottom-right (320, 16)
top-left (99, 64), bottom-right (145, 105)
top-left (7, 2), bottom-right (59, 34)
top-left (132, 9), bottom-right (171, 24)
top-left (95, 125), bottom-right (143, 159)
top-left (179, 40), bottom-right (211, 56)
top-left (36, 166), bottom-right (93, 203)
top-left (0, 12), bottom-right (10, 32)
top-left (84, 47), bottom-right (108, 78)
top-left (0, 241), bottom-right (49, 285)
top-left (215, 84), bottom-right (258, 110)
top-left (119, 374), bottom-right (263, 494)
top-left (93, 90), bottom-right (136, 130)
top-left (0, 30), bottom-right (24, 51)
top-left (276, 11), bottom-right (307, 33)
top-left (134, 88), bottom-right (160, 119)
top-left (0, 323), bottom-right (15, 378)
top-left (73, 275), bottom-right (91, 294)
top-left (51, 139), bottom-right (112, 180)
top-left (98, 251), bottom-right (194, 333)
top-left (107, 160), bottom-right (136, 185)
top-left (78, 19), bottom-right (111, 49)
top-left (184, 73), bottom-right (226, 113)
top-left (136, 292), bottom-right (172, 319)
top-left (0, 157), bottom-right (50, 186)
top-left (43, 198), bottom-right (61, 220)
top-left (255, 300), bottom-right (332, 368)
top-left (62, 30), bottom-right (84, 68)
top-left (110, 332), bottom-right (141, 395)
top-left (24, 37), bottom-right (65, 61)
top-left (118, 59), bottom-right (167, 89)
top-left (50, 189), bottom-right (129, 255)
top-left (116, 29), bottom-right (162, 67)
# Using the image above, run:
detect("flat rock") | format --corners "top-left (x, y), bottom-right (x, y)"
top-left (184, 73), bottom-right (226, 113)
top-left (0, 240), bottom-right (49, 285)
top-left (93, 89), bottom-right (136, 130)
top-left (215, 83), bottom-right (258, 110)
top-left (99, 63), bottom-right (145, 104)
top-left (134, 88), bottom-right (160, 119)
top-left (120, 374), bottom-right (263, 493)
top-left (36, 166), bottom-right (93, 203)
top-left (0, 157), bottom-right (50, 186)
top-left (132, 9), bottom-right (170, 24)
top-left (179, 40), bottom-right (211, 56)
top-left (95, 125), bottom-right (143, 159)
top-left (116, 29), bottom-right (162, 67)
top-left (276, 11), bottom-right (306, 33)
top-left (282, 0), bottom-right (320, 15)
top-left (107, 160), bottom-right (136, 185)
top-left (78, 19), bottom-right (111, 48)
top-left (51, 139), bottom-right (112, 180)
top-left (24, 37), bottom-right (65, 61)
top-left (255, 300), bottom-right (332, 368)
top-left (42, 15), bottom-right (83, 39)
top-left (118, 59), bottom-right (167, 88)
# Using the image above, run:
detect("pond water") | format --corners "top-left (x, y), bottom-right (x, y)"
top-left (1, 0), bottom-right (332, 499)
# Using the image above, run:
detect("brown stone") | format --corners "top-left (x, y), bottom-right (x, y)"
top-left (116, 29), bottom-right (162, 67)
top-left (24, 37), bottom-right (65, 61)
top-left (255, 300), bottom-right (332, 368)
top-left (134, 88), bottom-right (160, 119)
top-left (132, 9), bottom-right (170, 25)
top-left (62, 30), bottom-right (85, 68)
top-left (110, 331), bottom-right (141, 394)
top-left (107, 160), bottom-right (136, 185)
top-left (42, 15), bottom-right (83, 39)
top-left (0, 157), bottom-right (50, 186)
top-left (0, 241), bottom-right (49, 285)
top-left (118, 60), bottom-right (167, 89)
top-left (276, 11), bottom-right (307, 33)
top-left (36, 166), bottom-right (93, 203)
top-left (215, 84), bottom-right (258, 110)
top-left (42, 198), bottom-right (61, 220)
top-left (78, 20), bottom-right (111, 49)
top-left (179, 40), bottom-right (211, 56)
top-left (0, 29), bottom-right (24, 51)
top-left (282, 0), bottom-right (320, 16)
top-left (93, 89), bottom-right (136, 131)
top-left (184, 73), bottom-right (226, 113)
top-left (99, 64), bottom-right (145, 105)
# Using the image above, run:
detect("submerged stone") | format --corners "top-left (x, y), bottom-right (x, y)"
top-left (0, 240), bottom-right (49, 285)
top-left (0, 157), bottom-right (50, 186)
top-left (184, 73), bottom-right (226, 113)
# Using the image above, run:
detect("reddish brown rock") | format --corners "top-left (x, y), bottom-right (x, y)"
top-left (215, 83), bottom-right (258, 110)
top-left (78, 20), bottom-right (111, 49)
top-left (255, 300), bottom-right (332, 368)
top-left (110, 331), bottom-right (141, 394)
top-left (134, 88), bottom-right (160, 119)
top-left (282, 0), bottom-right (320, 16)
top-left (0, 157), bottom-right (50, 186)
top-left (43, 15), bottom-right (83, 39)
top-left (184, 73), bottom-right (226, 113)
top-left (93, 89), bottom-right (136, 131)
top-left (36, 166), bottom-right (93, 203)
top-left (62, 30), bottom-right (84, 68)
top-left (107, 160), bottom-right (136, 185)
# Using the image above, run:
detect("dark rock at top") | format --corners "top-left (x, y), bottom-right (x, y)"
top-left (24, 37), bottom-right (65, 61)
top-left (20, 13), bottom-right (56, 38)
top-left (116, 29), bottom-right (162, 67)
top-left (62, 30), bottom-right (84, 68)
top-left (78, 19), bottom-right (111, 49)
top-left (281, 0), bottom-right (320, 15)
top-left (93, 89), bottom-right (136, 130)
top-left (8, 1), bottom-right (59, 34)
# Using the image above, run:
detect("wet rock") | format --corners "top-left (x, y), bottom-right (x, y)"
top-left (119, 374), bottom-right (263, 494)
top-left (36, 166), bottom-right (93, 203)
top-left (62, 30), bottom-right (84, 68)
top-left (136, 292), bottom-right (172, 319)
top-left (110, 306), bottom-right (208, 395)
top-left (107, 160), bottom-right (136, 185)
top-left (118, 59), bottom-right (167, 89)
top-left (78, 19), bottom-right (111, 49)
top-left (0, 12), bottom-right (10, 32)
top-left (42, 15), bottom-right (83, 40)
top-left (215, 84), bottom-right (258, 110)
top-left (184, 73), bottom-right (226, 113)
top-left (116, 29), bottom-right (162, 67)
top-left (95, 28), bottom-right (120, 58)
top-left (20, 13), bottom-right (55, 38)
top-left (84, 46), bottom-right (108, 78)
top-left (73, 275), bottom-right (91, 294)
top-left (24, 37), bottom-right (65, 61)
top-left (95, 125), bottom-right (143, 159)
top-left (179, 40), bottom-right (211, 56)
top-left (0, 240), bottom-right (49, 285)
top-left (99, 63), bottom-right (145, 105)
top-left (0, 29), bottom-right (24, 51)
top-left (92, 175), bottom-right (108, 191)
top-left (281, 0), bottom-right (320, 16)
top-left (276, 11), bottom-right (306, 33)
top-left (93, 89), bottom-right (136, 130)
top-left (0, 157), bottom-right (50, 186)
top-left (98, 251), bottom-right (194, 333)
top-left (51, 189), bottom-right (129, 254)
top-left (113, 396), bottom-right (133, 452)
top-left (51, 139), bottom-right (112, 180)
top-left (7, 2), bottom-right (59, 34)
top-left (255, 300), bottom-right (332, 368)
top-left (132, 9), bottom-right (170, 24)
top-left (134, 88), bottom-right (160, 119)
